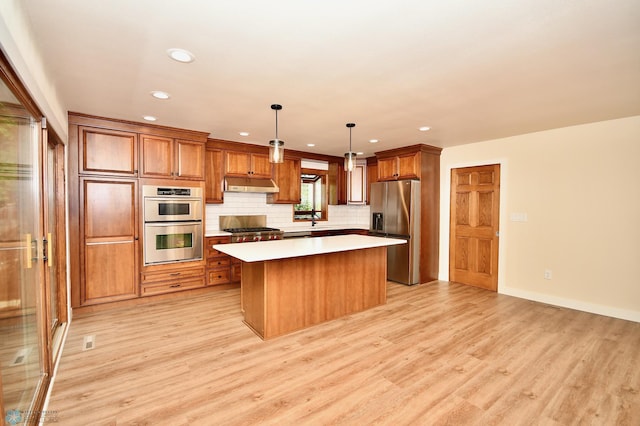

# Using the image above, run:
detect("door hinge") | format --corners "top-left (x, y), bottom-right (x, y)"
top-left (496, 231), bottom-right (500, 237)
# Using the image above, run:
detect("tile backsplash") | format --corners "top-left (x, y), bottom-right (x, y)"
top-left (205, 192), bottom-right (370, 232)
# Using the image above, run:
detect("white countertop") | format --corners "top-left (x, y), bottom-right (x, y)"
top-left (205, 230), bottom-right (232, 237)
top-left (213, 234), bottom-right (405, 262)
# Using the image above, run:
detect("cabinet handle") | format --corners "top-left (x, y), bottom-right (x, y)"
top-left (170, 284), bottom-right (181, 288)
top-left (170, 272), bottom-right (181, 276)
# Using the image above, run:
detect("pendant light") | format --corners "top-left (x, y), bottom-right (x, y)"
top-left (269, 104), bottom-right (284, 163)
top-left (344, 123), bottom-right (356, 172)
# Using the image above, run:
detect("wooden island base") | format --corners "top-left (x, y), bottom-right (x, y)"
top-left (241, 246), bottom-right (387, 339)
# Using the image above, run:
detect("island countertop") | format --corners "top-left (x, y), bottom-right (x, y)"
top-left (213, 234), bottom-right (405, 263)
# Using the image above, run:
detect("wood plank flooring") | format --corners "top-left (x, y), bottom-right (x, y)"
top-left (47, 281), bottom-right (640, 425)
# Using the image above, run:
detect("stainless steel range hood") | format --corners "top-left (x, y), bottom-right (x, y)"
top-left (224, 176), bottom-right (279, 193)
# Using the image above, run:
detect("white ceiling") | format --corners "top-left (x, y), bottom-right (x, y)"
top-left (19, 0), bottom-right (640, 157)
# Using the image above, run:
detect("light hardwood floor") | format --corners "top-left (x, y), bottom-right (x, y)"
top-left (47, 281), bottom-right (640, 425)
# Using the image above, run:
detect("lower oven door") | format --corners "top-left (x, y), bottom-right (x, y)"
top-left (144, 221), bottom-right (203, 265)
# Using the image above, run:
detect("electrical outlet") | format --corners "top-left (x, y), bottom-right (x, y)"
top-left (544, 269), bottom-right (552, 280)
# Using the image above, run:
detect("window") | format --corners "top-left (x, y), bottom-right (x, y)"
top-left (293, 169), bottom-right (327, 221)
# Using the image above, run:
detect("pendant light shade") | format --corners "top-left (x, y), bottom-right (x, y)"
top-left (344, 123), bottom-right (356, 172)
top-left (269, 104), bottom-right (284, 163)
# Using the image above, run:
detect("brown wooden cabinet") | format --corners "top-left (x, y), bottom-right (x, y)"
top-left (140, 266), bottom-right (206, 296)
top-left (366, 157), bottom-right (377, 205)
top-left (69, 113), bottom-right (210, 309)
top-left (205, 148), bottom-right (224, 203)
top-left (78, 126), bottom-right (138, 176)
top-left (374, 144), bottom-right (442, 283)
top-left (328, 162), bottom-right (347, 205)
top-left (225, 151), bottom-right (271, 178)
top-left (140, 134), bottom-right (205, 180)
top-left (377, 151), bottom-right (420, 181)
top-left (205, 236), bottom-right (240, 285)
top-left (80, 177), bottom-right (139, 305)
top-left (267, 157), bottom-right (301, 204)
top-left (347, 160), bottom-right (367, 204)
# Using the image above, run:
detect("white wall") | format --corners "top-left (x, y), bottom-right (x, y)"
top-left (0, 1), bottom-right (68, 139)
top-left (205, 192), bottom-right (370, 233)
top-left (439, 116), bottom-right (640, 322)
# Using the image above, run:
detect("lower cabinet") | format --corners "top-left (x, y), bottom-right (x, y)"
top-left (141, 266), bottom-right (206, 296)
top-left (206, 236), bottom-right (241, 285)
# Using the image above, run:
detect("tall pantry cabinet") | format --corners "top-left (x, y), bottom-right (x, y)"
top-left (68, 113), bottom-right (208, 308)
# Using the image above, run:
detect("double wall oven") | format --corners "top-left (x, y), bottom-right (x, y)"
top-left (143, 185), bottom-right (203, 265)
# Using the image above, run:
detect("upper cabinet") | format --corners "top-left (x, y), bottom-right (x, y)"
top-left (328, 162), bottom-right (347, 205)
top-left (366, 158), bottom-right (377, 205)
top-left (225, 151), bottom-right (271, 178)
top-left (267, 157), bottom-right (301, 204)
top-left (205, 148), bottom-right (224, 204)
top-left (140, 135), bottom-right (205, 180)
top-left (377, 151), bottom-right (420, 181)
top-left (78, 126), bottom-right (138, 176)
top-left (347, 159), bottom-right (367, 204)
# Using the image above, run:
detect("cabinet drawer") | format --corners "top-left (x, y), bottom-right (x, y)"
top-left (141, 266), bottom-right (205, 284)
top-left (141, 277), bottom-right (205, 296)
top-left (207, 257), bottom-right (231, 269)
top-left (208, 268), bottom-right (231, 286)
top-left (206, 237), bottom-right (231, 257)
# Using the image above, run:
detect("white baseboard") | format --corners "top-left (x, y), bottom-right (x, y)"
top-left (499, 285), bottom-right (640, 323)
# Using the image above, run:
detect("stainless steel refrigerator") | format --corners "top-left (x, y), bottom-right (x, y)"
top-left (369, 180), bottom-right (421, 285)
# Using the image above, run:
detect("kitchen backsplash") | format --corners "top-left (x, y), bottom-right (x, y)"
top-left (205, 192), bottom-right (370, 232)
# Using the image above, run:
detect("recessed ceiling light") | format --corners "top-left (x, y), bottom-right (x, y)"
top-left (239, 132), bottom-right (250, 137)
top-left (151, 91), bottom-right (170, 100)
top-left (369, 139), bottom-right (379, 143)
top-left (167, 48), bottom-right (195, 63)
top-left (143, 115), bottom-right (157, 122)
top-left (307, 143), bottom-right (315, 147)
top-left (356, 152), bottom-right (364, 155)
top-left (419, 126), bottom-right (431, 132)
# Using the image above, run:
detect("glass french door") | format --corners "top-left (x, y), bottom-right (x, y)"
top-left (0, 65), bottom-right (53, 422)
top-left (0, 46), bottom-right (69, 422)
top-left (43, 130), bottom-right (67, 360)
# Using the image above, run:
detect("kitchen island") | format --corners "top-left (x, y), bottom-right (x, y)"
top-left (213, 235), bottom-right (405, 339)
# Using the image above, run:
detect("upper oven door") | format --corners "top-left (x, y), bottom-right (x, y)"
top-left (144, 197), bottom-right (202, 222)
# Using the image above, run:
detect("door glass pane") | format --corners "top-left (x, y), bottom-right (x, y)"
top-left (46, 142), bottom-right (58, 331)
top-left (0, 80), bottom-right (45, 414)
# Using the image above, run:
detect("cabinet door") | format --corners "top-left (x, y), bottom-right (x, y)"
top-left (175, 139), bottom-right (205, 180)
top-left (140, 135), bottom-right (173, 178)
top-left (205, 149), bottom-right (224, 203)
top-left (366, 161), bottom-right (377, 204)
top-left (397, 152), bottom-right (421, 180)
top-left (79, 126), bottom-right (138, 176)
top-left (267, 157), bottom-right (301, 204)
top-left (81, 178), bottom-right (138, 305)
top-left (225, 151), bottom-right (252, 176)
top-left (377, 157), bottom-right (399, 181)
top-left (347, 161), bottom-right (366, 204)
top-left (251, 153), bottom-right (272, 178)
top-left (328, 162), bottom-right (347, 205)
